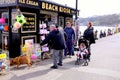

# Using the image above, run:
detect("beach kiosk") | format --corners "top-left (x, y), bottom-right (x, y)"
top-left (0, 0), bottom-right (77, 58)
top-left (0, 0), bottom-right (39, 58)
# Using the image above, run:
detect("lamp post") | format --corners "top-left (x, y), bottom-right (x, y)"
top-left (75, 0), bottom-right (78, 20)
top-left (75, 0), bottom-right (79, 42)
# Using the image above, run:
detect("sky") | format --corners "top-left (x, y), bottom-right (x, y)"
top-left (51, 0), bottom-right (120, 18)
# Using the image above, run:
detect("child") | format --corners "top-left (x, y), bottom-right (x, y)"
top-left (79, 43), bottom-right (88, 59)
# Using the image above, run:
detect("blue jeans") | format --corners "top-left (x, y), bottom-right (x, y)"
top-left (64, 39), bottom-right (73, 56)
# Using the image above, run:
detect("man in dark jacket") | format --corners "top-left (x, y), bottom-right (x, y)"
top-left (83, 22), bottom-right (95, 60)
top-left (40, 24), bottom-right (66, 69)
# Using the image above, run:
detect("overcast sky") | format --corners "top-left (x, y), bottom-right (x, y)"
top-left (51, 0), bottom-right (120, 18)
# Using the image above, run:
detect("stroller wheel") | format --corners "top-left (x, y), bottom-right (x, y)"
top-left (83, 60), bottom-right (88, 66)
top-left (75, 59), bottom-right (80, 65)
top-left (87, 54), bottom-right (91, 62)
top-left (88, 56), bottom-right (90, 62)
top-left (75, 61), bottom-right (78, 65)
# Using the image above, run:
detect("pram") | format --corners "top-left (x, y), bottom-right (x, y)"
top-left (75, 37), bottom-right (90, 66)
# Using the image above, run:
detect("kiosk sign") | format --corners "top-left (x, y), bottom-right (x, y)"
top-left (21, 12), bottom-right (36, 33)
top-left (0, 0), bottom-right (39, 8)
top-left (0, 0), bottom-right (17, 7)
top-left (0, 53), bottom-right (6, 59)
top-left (18, 0), bottom-right (39, 8)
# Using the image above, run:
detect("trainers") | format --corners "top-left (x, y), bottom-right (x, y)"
top-left (50, 65), bottom-right (58, 69)
top-left (72, 54), bottom-right (74, 56)
top-left (58, 63), bottom-right (62, 66)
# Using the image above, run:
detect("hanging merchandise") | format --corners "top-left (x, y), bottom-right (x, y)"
top-left (21, 43), bottom-right (29, 55)
top-left (4, 36), bottom-right (8, 48)
top-left (0, 18), bottom-right (6, 24)
top-left (0, 51), bottom-right (10, 75)
top-left (12, 8), bottom-right (26, 30)
top-left (4, 25), bottom-right (9, 31)
top-left (13, 22), bottom-right (22, 29)
top-left (0, 25), bottom-right (4, 31)
top-left (21, 46), bottom-right (27, 54)
top-left (35, 48), bottom-right (41, 57)
top-left (16, 14), bottom-right (26, 26)
top-left (34, 44), bottom-right (41, 57)
top-left (31, 53), bottom-right (37, 60)
top-left (21, 43), bottom-right (41, 61)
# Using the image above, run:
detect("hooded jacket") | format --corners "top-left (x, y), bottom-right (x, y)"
top-left (40, 29), bottom-right (66, 50)
top-left (83, 27), bottom-right (95, 44)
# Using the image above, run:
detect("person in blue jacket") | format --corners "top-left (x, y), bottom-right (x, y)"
top-left (64, 21), bottom-right (75, 58)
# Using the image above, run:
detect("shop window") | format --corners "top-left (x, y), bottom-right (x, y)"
top-left (21, 12), bottom-right (36, 33)
top-left (39, 14), bottom-right (51, 27)
top-left (11, 9), bottom-right (17, 26)
top-left (0, 11), bottom-right (9, 33)
top-left (39, 23), bottom-right (50, 60)
top-left (51, 14), bottom-right (57, 25)
top-left (1, 12), bottom-right (9, 25)
top-left (40, 10), bottom-right (58, 27)
top-left (59, 16), bottom-right (64, 27)
top-left (0, 11), bottom-right (9, 49)
top-left (2, 34), bottom-right (9, 51)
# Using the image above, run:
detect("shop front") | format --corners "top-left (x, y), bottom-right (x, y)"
top-left (0, 0), bottom-right (77, 58)
top-left (39, 0), bottom-right (76, 27)
top-left (0, 0), bottom-right (39, 58)
top-left (38, 1), bottom-right (76, 56)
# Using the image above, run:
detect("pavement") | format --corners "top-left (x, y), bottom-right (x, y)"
top-left (1, 33), bottom-right (120, 80)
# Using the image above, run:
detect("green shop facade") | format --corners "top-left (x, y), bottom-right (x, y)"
top-left (0, 0), bottom-right (77, 58)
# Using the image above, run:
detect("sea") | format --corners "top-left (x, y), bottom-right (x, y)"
top-left (78, 26), bottom-right (116, 38)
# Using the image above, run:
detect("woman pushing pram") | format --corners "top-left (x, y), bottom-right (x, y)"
top-left (75, 22), bottom-right (95, 66)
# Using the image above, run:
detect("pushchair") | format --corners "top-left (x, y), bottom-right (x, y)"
top-left (75, 37), bottom-right (90, 66)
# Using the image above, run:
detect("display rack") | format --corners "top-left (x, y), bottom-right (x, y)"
top-left (0, 49), bottom-right (10, 75)
top-left (39, 23), bottom-right (50, 60)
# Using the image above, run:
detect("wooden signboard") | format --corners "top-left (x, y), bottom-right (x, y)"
top-left (21, 12), bottom-right (36, 33)
top-left (0, 0), bottom-right (17, 7)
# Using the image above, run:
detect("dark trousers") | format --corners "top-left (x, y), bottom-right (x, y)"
top-left (87, 44), bottom-right (91, 60)
top-left (52, 49), bottom-right (64, 66)
top-left (64, 39), bottom-right (73, 56)
top-left (88, 44), bottom-right (91, 55)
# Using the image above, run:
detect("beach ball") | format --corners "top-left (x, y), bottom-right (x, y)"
top-left (4, 25), bottom-right (9, 31)
top-left (0, 25), bottom-right (4, 31)
top-left (0, 18), bottom-right (6, 24)
top-left (31, 54), bottom-right (37, 60)
top-left (14, 22), bottom-right (21, 29)
top-left (16, 15), bottom-right (26, 25)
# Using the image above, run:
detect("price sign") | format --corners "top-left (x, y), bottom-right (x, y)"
top-left (21, 12), bottom-right (36, 33)
top-left (0, 53), bottom-right (7, 59)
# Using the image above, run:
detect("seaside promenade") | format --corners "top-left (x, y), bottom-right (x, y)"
top-left (1, 33), bottom-right (120, 80)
